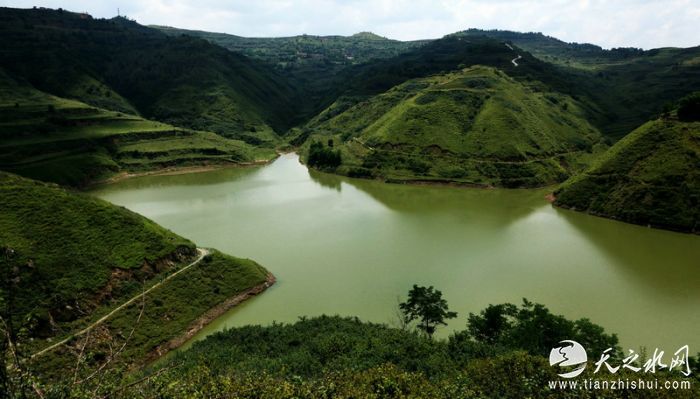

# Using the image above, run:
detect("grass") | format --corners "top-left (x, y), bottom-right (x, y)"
top-left (0, 171), bottom-right (194, 333)
top-left (0, 172), bottom-right (271, 379)
top-left (0, 72), bottom-right (276, 186)
top-left (455, 30), bottom-right (700, 140)
top-left (31, 250), bottom-right (269, 379)
top-left (302, 66), bottom-right (604, 187)
top-left (554, 114), bottom-right (700, 233)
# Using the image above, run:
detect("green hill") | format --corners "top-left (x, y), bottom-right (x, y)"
top-left (0, 7), bottom-right (298, 145)
top-left (334, 35), bottom-right (574, 96)
top-left (554, 115), bottom-right (700, 233)
top-left (154, 26), bottom-right (427, 121)
top-left (456, 29), bottom-right (700, 139)
top-left (302, 66), bottom-right (603, 187)
top-left (0, 70), bottom-right (275, 187)
top-left (295, 34), bottom-right (612, 149)
top-left (0, 171), bottom-right (271, 376)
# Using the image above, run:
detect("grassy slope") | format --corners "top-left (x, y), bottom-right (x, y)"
top-left (554, 116), bottom-right (700, 233)
top-left (0, 7), bottom-right (298, 145)
top-left (0, 70), bottom-right (275, 186)
top-left (0, 171), bottom-right (191, 327)
top-left (304, 66), bottom-right (603, 187)
top-left (455, 29), bottom-right (700, 140)
top-left (0, 172), bottom-right (270, 376)
top-left (35, 249), bottom-right (269, 378)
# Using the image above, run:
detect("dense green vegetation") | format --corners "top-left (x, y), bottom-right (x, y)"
top-left (0, 69), bottom-right (275, 186)
top-left (0, 7), bottom-right (298, 145)
top-left (334, 35), bottom-right (575, 99)
top-left (1, 5), bottom-right (699, 396)
top-left (2, 7), bottom-right (699, 193)
top-left (169, 299), bottom-right (619, 376)
top-left (0, 171), bottom-right (192, 332)
top-left (307, 140), bottom-right (341, 170)
top-left (554, 112), bottom-right (699, 233)
top-left (0, 172), bottom-right (271, 384)
top-left (302, 66), bottom-right (603, 187)
top-left (454, 29), bottom-right (646, 69)
top-left (678, 91), bottom-right (700, 121)
top-left (28, 301), bottom-right (691, 398)
top-left (25, 249), bottom-right (270, 380)
top-left (155, 26), bottom-right (426, 120)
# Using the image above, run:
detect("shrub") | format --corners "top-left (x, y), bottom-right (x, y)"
top-left (308, 141), bottom-right (341, 169)
top-left (677, 92), bottom-right (700, 121)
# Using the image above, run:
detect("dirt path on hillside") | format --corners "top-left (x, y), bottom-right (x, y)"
top-left (504, 42), bottom-right (522, 66)
top-left (31, 248), bottom-right (209, 359)
top-left (511, 54), bottom-right (522, 66)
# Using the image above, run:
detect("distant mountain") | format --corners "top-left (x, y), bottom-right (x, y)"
top-left (456, 29), bottom-right (700, 139)
top-left (301, 66), bottom-right (603, 187)
top-left (350, 31), bottom-right (388, 40)
top-left (554, 109), bottom-right (699, 233)
top-left (454, 29), bottom-right (634, 67)
top-left (0, 7), bottom-right (299, 145)
top-left (154, 25), bottom-right (427, 119)
top-left (333, 35), bottom-right (579, 97)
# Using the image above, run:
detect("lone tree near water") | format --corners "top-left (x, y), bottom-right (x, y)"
top-left (399, 285), bottom-right (457, 338)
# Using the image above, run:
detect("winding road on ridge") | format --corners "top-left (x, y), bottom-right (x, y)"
top-left (31, 248), bottom-right (210, 359)
top-left (505, 42), bottom-right (522, 67)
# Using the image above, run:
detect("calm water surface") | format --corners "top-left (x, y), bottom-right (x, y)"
top-left (91, 153), bottom-right (700, 352)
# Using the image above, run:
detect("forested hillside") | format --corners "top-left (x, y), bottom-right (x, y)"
top-left (155, 26), bottom-right (427, 119)
top-left (0, 7), bottom-right (299, 145)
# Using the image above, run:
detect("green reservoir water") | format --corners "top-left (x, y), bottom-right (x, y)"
top-left (91, 153), bottom-right (700, 353)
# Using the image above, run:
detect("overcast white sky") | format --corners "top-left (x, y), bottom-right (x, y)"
top-left (2, 0), bottom-right (699, 49)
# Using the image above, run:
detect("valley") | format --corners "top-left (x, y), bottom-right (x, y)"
top-left (0, 5), bottom-right (699, 398)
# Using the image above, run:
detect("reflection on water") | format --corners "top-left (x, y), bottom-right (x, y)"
top-left (92, 153), bottom-right (700, 353)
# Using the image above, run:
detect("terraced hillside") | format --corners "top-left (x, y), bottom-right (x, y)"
top-left (302, 66), bottom-right (603, 187)
top-left (0, 7), bottom-right (298, 145)
top-left (0, 171), bottom-right (272, 378)
top-left (0, 71), bottom-right (275, 186)
top-left (554, 114), bottom-right (700, 233)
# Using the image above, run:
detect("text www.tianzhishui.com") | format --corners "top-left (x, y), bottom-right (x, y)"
top-left (548, 378), bottom-right (692, 391)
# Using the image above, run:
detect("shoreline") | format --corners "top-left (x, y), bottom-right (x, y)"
top-left (297, 151), bottom-right (558, 191)
top-left (88, 155), bottom-right (280, 188)
top-left (144, 272), bottom-right (277, 365)
top-left (553, 201), bottom-right (699, 235)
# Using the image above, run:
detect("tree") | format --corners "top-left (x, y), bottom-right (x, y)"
top-left (399, 285), bottom-right (457, 338)
top-left (677, 91), bottom-right (700, 121)
top-left (307, 141), bottom-right (341, 169)
top-left (466, 303), bottom-right (516, 344)
top-left (462, 299), bottom-right (619, 357)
